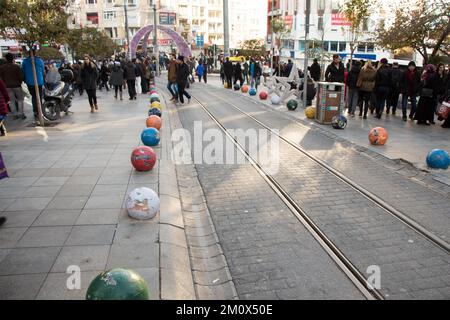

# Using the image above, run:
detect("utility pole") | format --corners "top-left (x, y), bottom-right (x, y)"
top-left (303, 0), bottom-right (311, 109)
top-left (223, 0), bottom-right (229, 56)
top-left (152, 0), bottom-right (159, 76)
top-left (124, 1), bottom-right (131, 60)
top-left (270, 0), bottom-right (275, 76)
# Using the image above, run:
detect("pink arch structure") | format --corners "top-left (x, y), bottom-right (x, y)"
top-left (130, 25), bottom-right (192, 59)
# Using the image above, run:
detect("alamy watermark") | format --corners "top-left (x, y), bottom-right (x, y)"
top-left (171, 121), bottom-right (280, 175)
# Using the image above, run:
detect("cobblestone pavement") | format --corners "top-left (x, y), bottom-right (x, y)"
top-left (0, 89), bottom-right (196, 299)
top-left (175, 89), bottom-right (365, 300)
top-left (180, 84), bottom-right (450, 299)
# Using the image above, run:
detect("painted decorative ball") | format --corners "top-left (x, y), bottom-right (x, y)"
top-left (331, 115), bottom-right (348, 129)
top-left (86, 268), bottom-right (149, 300)
top-left (130, 146), bottom-right (157, 172)
top-left (368, 127), bottom-right (389, 145)
top-left (233, 83), bottom-right (240, 91)
top-left (241, 85), bottom-right (249, 93)
top-left (287, 99), bottom-right (298, 111)
top-left (141, 127), bottom-right (160, 147)
top-left (305, 106), bottom-right (316, 119)
top-left (125, 187), bottom-right (160, 220)
top-left (271, 94), bottom-right (281, 105)
top-left (146, 115), bottom-right (162, 130)
top-left (426, 149), bottom-right (450, 169)
top-left (150, 101), bottom-right (161, 110)
top-left (259, 91), bottom-right (268, 100)
top-left (249, 87), bottom-right (257, 96)
top-left (150, 97), bottom-right (160, 104)
top-left (148, 108), bottom-right (162, 118)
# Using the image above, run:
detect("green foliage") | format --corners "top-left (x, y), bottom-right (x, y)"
top-left (39, 46), bottom-right (64, 60)
top-left (65, 28), bottom-right (119, 60)
top-left (238, 39), bottom-right (266, 58)
top-left (0, 0), bottom-right (69, 48)
top-left (375, 0), bottom-right (449, 65)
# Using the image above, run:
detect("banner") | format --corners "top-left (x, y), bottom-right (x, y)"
top-left (331, 13), bottom-right (351, 26)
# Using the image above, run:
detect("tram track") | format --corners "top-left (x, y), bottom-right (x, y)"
top-left (184, 85), bottom-right (450, 300)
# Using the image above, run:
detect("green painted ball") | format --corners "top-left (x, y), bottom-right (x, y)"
top-left (86, 268), bottom-right (149, 300)
top-left (287, 99), bottom-right (298, 111)
top-left (150, 97), bottom-right (160, 103)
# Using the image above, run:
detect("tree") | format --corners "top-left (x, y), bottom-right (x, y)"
top-left (272, 17), bottom-right (289, 53)
top-left (39, 46), bottom-right (64, 61)
top-left (238, 39), bottom-right (266, 58)
top-left (375, 0), bottom-right (449, 65)
top-left (65, 27), bottom-right (119, 61)
top-left (0, 0), bottom-right (69, 126)
top-left (342, 0), bottom-right (371, 68)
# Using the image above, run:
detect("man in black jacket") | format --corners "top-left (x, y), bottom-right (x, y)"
top-left (176, 56), bottom-right (191, 104)
top-left (387, 62), bottom-right (402, 115)
top-left (374, 58), bottom-right (392, 119)
top-left (401, 61), bottom-right (421, 121)
top-left (325, 54), bottom-right (345, 83)
top-left (309, 58), bottom-right (321, 82)
top-left (224, 57), bottom-right (234, 88)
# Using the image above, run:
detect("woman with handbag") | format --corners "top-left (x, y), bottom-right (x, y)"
top-left (356, 61), bottom-right (377, 119)
top-left (414, 64), bottom-right (438, 125)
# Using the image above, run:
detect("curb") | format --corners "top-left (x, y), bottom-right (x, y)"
top-left (157, 81), bottom-right (238, 300)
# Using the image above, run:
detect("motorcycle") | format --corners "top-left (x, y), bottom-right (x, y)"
top-left (42, 69), bottom-right (74, 121)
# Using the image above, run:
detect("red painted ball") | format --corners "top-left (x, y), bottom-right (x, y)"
top-left (259, 91), bottom-right (268, 100)
top-left (131, 146), bottom-right (157, 172)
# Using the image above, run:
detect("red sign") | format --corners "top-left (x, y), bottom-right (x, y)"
top-left (284, 15), bottom-right (293, 27)
top-left (331, 13), bottom-right (351, 26)
top-left (148, 39), bottom-right (173, 46)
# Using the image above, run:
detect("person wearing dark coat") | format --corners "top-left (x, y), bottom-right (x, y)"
top-left (387, 62), bottom-right (403, 115)
top-left (99, 61), bottom-right (110, 91)
top-left (325, 54), bottom-right (345, 83)
top-left (123, 60), bottom-right (137, 100)
top-left (309, 58), bottom-right (321, 82)
top-left (401, 61), bottom-right (421, 121)
top-left (346, 61), bottom-right (361, 116)
top-left (109, 62), bottom-right (125, 100)
top-left (73, 63), bottom-right (83, 96)
top-left (176, 56), bottom-right (191, 104)
top-left (234, 62), bottom-right (243, 87)
top-left (374, 58), bottom-right (392, 119)
top-left (414, 64), bottom-right (439, 125)
top-left (224, 57), bottom-right (233, 89)
top-left (0, 79), bottom-right (10, 136)
top-left (80, 55), bottom-right (99, 113)
top-left (284, 59), bottom-right (293, 77)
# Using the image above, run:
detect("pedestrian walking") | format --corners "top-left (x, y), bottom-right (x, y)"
top-left (224, 57), bottom-right (233, 89)
top-left (387, 62), bottom-right (402, 115)
top-left (80, 55), bottom-right (99, 113)
top-left (109, 62), bottom-right (125, 100)
top-left (374, 58), bottom-right (392, 119)
top-left (124, 60), bottom-right (137, 100)
top-left (167, 53), bottom-right (178, 101)
top-left (196, 62), bottom-right (204, 83)
top-left (243, 59), bottom-right (249, 84)
top-left (414, 64), bottom-right (438, 125)
top-left (0, 79), bottom-right (10, 136)
top-left (135, 59), bottom-right (143, 95)
top-left (284, 59), bottom-right (294, 77)
top-left (176, 56), bottom-right (191, 104)
top-left (309, 58), bottom-right (321, 82)
top-left (356, 60), bottom-right (377, 119)
top-left (21, 49), bottom-right (45, 121)
top-left (73, 63), bottom-right (83, 96)
top-left (202, 60), bottom-right (208, 84)
top-left (325, 54), bottom-right (345, 83)
top-left (98, 61), bottom-right (110, 92)
top-left (0, 53), bottom-right (25, 119)
top-left (219, 62), bottom-right (225, 85)
top-left (142, 59), bottom-right (151, 94)
top-left (435, 63), bottom-right (448, 124)
top-left (401, 61), bottom-right (421, 121)
top-left (234, 62), bottom-right (243, 87)
top-left (346, 60), bottom-right (361, 117)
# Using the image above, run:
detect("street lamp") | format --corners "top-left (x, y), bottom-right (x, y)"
top-left (114, 1), bottom-right (136, 60)
top-left (150, 0), bottom-right (158, 76)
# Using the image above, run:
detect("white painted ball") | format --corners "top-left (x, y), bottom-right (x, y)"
top-left (271, 94), bottom-right (281, 105)
top-left (126, 187), bottom-right (160, 220)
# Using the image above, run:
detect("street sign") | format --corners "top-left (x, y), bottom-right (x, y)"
top-left (196, 35), bottom-right (204, 48)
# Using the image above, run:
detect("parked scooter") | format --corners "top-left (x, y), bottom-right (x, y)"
top-left (42, 69), bottom-right (74, 121)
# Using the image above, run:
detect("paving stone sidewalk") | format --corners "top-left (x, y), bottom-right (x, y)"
top-left (0, 89), bottom-right (196, 299)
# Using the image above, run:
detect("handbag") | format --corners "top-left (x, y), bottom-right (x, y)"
top-left (436, 101), bottom-right (450, 119)
top-left (420, 87), bottom-right (434, 98)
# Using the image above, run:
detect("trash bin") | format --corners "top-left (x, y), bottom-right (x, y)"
top-left (315, 82), bottom-right (345, 124)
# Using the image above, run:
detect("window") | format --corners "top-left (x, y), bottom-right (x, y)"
top-left (86, 12), bottom-right (99, 24)
top-left (318, 16), bottom-right (323, 31)
top-left (323, 41), bottom-right (329, 51)
top-left (85, 0), bottom-right (97, 4)
top-left (357, 43), bottom-right (366, 52)
top-left (363, 18), bottom-right (369, 31)
top-left (103, 11), bottom-right (116, 20)
top-left (299, 40), bottom-right (305, 52)
top-left (106, 0), bottom-right (115, 4)
top-left (331, 0), bottom-right (340, 13)
top-left (338, 42), bottom-right (346, 52)
top-left (366, 43), bottom-right (374, 52)
top-left (330, 41), bottom-right (338, 52)
top-left (317, 0), bottom-right (325, 11)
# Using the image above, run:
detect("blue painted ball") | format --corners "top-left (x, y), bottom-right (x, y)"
top-left (426, 149), bottom-right (450, 169)
top-left (148, 108), bottom-right (162, 118)
top-left (331, 115), bottom-right (348, 129)
top-left (141, 128), bottom-right (160, 147)
top-left (249, 88), bottom-right (257, 96)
